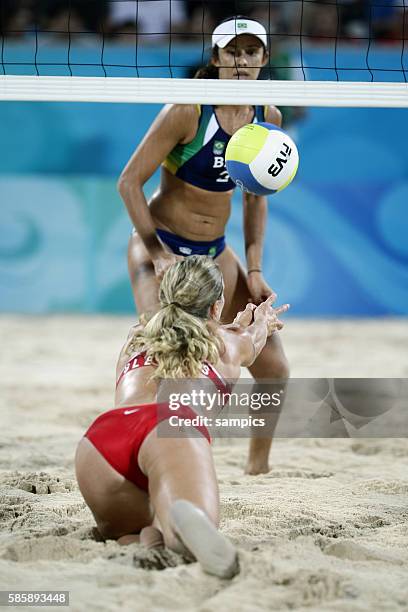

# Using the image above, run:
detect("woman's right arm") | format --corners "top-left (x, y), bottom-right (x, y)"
top-left (118, 104), bottom-right (198, 270)
top-left (224, 296), bottom-right (290, 367)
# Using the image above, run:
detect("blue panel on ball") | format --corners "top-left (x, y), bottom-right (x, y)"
top-left (226, 160), bottom-right (276, 196)
top-left (256, 122), bottom-right (283, 133)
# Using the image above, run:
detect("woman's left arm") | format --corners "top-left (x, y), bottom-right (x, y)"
top-left (243, 105), bottom-right (282, 304)
top-left (243, 193), bottom-right (275, 304)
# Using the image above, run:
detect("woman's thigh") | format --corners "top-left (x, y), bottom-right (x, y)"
top-left (216, 246), bottom-right (289, 379)
top-left (75, 437), bottom-right (153, 539)
top-left (127, 230), bottom-right (160, 315)
top-left (138, 431), bottom-right (219, 551)
top-left (215, 246), bottom-right (246, 324)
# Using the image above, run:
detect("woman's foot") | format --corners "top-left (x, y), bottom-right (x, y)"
top-left (117, 534), bottom-right (140, 546)
top-left (117, 527), bottom-right (164, 549)
top-left (169, 499), bottom-right (239, 579)
top-left (140, 526), bottom-right (165, 549)
top-left (244, 461), bottom-right (270, 475)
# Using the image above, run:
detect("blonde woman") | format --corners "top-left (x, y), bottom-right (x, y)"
top-left (75, 256), bottom-right (289, 578)
top-left (119, 15), bottom-right (289, 476)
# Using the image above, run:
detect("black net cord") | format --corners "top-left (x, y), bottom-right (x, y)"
top-left (1, 0), bottom-right (5, 75)
top-left (0, 30), bottom-right (406, 43)
top-left (135, 0), bottom-right (139, 77)
top-left (1, 62), bottom-right (406, 74)
top-left (100, 2), bottom-right (107, 76)
top-left (234, 0), bottom-right (237, 78)
top-left (290, 1), bottom-right (406, 6)
top-left (200, 0), bottom-right (205, 69)
top-left (334, 0), bottom-right (339, 82)
top-left (67, 0), bottom-right (73, 76)
top-left (268, 0), bottom-right (271, 80)
top-left (299, 0), bottom-right (306, 81)
top-left (169, 0), bottom-right (173, 77)
top-left (366, 1), bottom-right (374, 82)
top-left (34, 1), bottom-right (39, 75)
top-left (401, 0), bottom-right (407, 83)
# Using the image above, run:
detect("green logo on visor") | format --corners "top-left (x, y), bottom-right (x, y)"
top-left (237, 22), bottom-right (248, 29)
top-left (208, 246), bottom-right (217, 257)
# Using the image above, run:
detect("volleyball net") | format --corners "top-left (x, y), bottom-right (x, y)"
top-left (0, 0), bottom-right (407, 106)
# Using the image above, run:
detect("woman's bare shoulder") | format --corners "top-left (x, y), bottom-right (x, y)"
top-left (159, 103), bottom-right (200, 126)
top-left (150, 104), bottom-right (200, 145)
top-left (116, 322), bottom-right (144, 374)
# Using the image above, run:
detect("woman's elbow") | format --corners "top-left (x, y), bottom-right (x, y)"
top-left (118, 167), bottom-right (144, 198)
top-left (117, 170), bottom-right (130, 197)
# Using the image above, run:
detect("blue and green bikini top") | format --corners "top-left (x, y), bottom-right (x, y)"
top-left (162, 104), bottom-right (267, 192)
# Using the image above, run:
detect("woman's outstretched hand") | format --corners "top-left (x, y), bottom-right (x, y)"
top-left (254, 294), bottom-right (290, 334)
top-left (232, 303), bottom-right (257, 328)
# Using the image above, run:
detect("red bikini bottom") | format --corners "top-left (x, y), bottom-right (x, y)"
top-left (84, 403), bottom-right (211, 492)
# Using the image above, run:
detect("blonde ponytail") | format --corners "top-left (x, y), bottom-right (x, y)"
top-left (127, 255), bottom-right (224, 380)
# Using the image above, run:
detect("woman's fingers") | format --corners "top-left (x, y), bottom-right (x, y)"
top-left (255, 297), bottom-right (289, 333)
top-left (233, 303), bottom-right (257, 327)
top-left (273, 304), bottom-right (290, 316)
top-left (267, 320), bottom-right (283, 334)
top-left (264, 293), bottom-right (277, 307)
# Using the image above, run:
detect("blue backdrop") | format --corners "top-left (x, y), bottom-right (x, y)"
top-left (0, 44), bottom-right (407, 315)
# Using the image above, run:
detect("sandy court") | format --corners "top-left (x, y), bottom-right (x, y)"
top-left (0, 315), bottom-right (407, 611)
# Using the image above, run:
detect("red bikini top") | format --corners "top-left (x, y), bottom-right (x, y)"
top-left (116, 350), bottom-right (232, 396)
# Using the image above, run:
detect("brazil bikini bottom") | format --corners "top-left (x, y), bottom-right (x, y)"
top-left (156, 228), bottom-right (226, 258)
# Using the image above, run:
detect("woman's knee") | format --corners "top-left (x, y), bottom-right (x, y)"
top-left (96, 515), bottom-right (144, 541)
top-left (94, 518), bottom-right (120, 541)
top-left (127, 235), bottom-right (160, 312)
top-left (127, 234), bottom-right (154, 281)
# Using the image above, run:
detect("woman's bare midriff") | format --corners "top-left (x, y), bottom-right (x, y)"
top-left (149, 167), bottom-right (232, 241)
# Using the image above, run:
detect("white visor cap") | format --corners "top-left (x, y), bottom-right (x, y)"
top-left (212, 18), bottom-right (267, 49)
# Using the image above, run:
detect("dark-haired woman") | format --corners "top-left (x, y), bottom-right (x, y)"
top-left (75, 256), bottom-right (289, 578)
top-left (118, 16), bottom-right (289, 476)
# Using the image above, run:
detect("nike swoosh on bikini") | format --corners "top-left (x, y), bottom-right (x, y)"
top-left (123, 408), bottom-right (141, 415)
